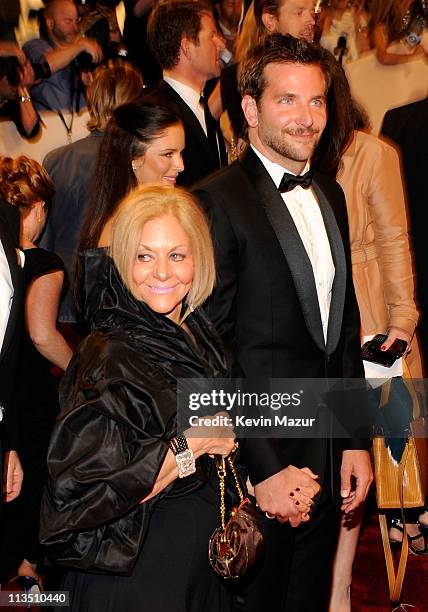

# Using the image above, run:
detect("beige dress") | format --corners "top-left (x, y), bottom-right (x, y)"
top-left (337, 130), bottom-right (422, 376)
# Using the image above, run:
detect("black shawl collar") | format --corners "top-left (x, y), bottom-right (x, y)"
top-left (240, 147), bottom-right (346, 355)
top-left (160, 81), bottom-right (227, 168)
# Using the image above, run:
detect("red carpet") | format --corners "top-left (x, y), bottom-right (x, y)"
top-left (352, 503), bottom-right (428, 611)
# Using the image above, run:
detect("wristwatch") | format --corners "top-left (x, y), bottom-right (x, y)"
top-left (169, 434), bottom-right (196, 478)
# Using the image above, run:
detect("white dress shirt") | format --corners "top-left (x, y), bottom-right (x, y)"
top-left (163, 75), bottom-right (207, 135)
top-left (0, 238), bottom-right (13, 354)
top-left (252, 145), bottom-right (335, 343)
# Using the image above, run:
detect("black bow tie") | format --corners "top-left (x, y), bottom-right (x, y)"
top-left (278, 169), bottom-right (314, 193)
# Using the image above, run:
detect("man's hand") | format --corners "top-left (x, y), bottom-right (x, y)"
top-left (18, 61), bottom-right (36, 88)
top-left (79, 37), bottom-right (103, 63)
top-left (3, 450), bottom-right (23, 502)
top-left (340, 449), bottom-right (373, 513)
top-left (254, 465), bottom-right (320, 526)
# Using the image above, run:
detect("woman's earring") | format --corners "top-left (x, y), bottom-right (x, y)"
top-left (132, 160), bottom-right (137, 171)
top-left (189, 303), bottom-right (195, 313)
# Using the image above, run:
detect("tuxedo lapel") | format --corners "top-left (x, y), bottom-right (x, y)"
top-left (241, 148), bottom-right (325, 352)
top-left (312, 180), bottom-right (346, 355)
top-left (161, 82), bottom-right (221, 169)
top-left (0, 216), bottom-right (22, 362)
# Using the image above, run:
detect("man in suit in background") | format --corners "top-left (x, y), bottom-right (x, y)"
top-left (147, 0), bottom-right (227, 187)
top-left (381, 99), bottom-right (428, 372)
top-left (0, 197), bottom-right (23, 505)
top-left (194, 35), bottom-right (372, 610)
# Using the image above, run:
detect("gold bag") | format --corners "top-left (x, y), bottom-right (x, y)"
top-left (373, 368), bottom-right (428, 604)
top-left (373, 421), bottom-right (428, 509)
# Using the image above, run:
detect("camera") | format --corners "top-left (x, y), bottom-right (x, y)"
top-left (72, 51), bottom-right (97, 74)
top-left (0, 56), bottom-right (51, 87)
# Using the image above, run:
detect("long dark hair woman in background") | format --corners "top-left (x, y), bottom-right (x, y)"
top-left (79, 98), bottom-right (185, 253)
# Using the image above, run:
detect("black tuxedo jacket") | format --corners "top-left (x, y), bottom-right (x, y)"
top-left (151, 80), bottom-right (227, 187)
top-left (0, 199), bottom-right (23, 451)
top-left (194, 147), bottom-right (366, 487)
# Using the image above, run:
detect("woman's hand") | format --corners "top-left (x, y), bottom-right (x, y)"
top-left (382, 327), bottom-right (412, 353)
top-left (185, 412), bottom-right (236, 458)
top-left (139, 414), bottom-right (235, 504)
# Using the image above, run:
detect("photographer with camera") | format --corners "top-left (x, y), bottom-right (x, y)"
top-left (23, 0), bottom-right (102, 120)
top-left (0, 42), bottom-right (40, 138)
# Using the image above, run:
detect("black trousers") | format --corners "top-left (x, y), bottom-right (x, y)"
top-left (239, 458), bottom-right (341, 612)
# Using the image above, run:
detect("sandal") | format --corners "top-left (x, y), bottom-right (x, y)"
top-left (389, 518), bottom-right (428, 555)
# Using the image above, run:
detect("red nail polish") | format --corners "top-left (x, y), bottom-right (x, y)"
top-left (295, 487), bottom-right (300, 492)
top-left (289, 492), bottom-right (294, 497)
top-left (295, 501), bottom-right (300, 506)
top-left (381, 345), bottom-right (386, 351)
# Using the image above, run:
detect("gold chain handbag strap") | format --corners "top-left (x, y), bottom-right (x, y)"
top-left (215, 456), bottom-right (245, 530)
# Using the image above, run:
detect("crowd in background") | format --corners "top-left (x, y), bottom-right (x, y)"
top-left (0, 0), bottom-right (428, 611)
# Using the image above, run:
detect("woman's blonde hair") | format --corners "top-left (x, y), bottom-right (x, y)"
top-left (86, 59), bottom-right (144, 132)
top-left (235, 2), bottom-right (262, 63)
top-left (0, 155), bottom-right (54, 212)
top-left (110, 184), bottom-right (216, 321)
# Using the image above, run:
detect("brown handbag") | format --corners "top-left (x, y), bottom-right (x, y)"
top-left (372, 365), bottom-right (428, 604)
top-left (208, 456), bottom-right (264, 579)
top-left (373, 365), bottom-right (428, 510)
top-left (373, 423), bottom-right (428, 510)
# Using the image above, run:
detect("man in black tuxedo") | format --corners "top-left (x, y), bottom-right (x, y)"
top-left (147, 1), bottom-right (227, 187)
top-left (0, 197), bottom-right (23, 505)
top-left (381, 99), bottom-right (428, 371)
top-left (194, 35), bottom-right (372, 610)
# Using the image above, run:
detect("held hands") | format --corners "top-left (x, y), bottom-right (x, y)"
top-left (254, 465), bottom-right (320, 527)
top-left (185, 411), bottom-right (236, 458)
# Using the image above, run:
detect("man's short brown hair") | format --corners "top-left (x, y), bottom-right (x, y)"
top-left (148, 0), bottom-right (213, 70)
top-left (239, 33), bottom-right (356, 176)
top-left (238, 32), bottom-right (331, 101)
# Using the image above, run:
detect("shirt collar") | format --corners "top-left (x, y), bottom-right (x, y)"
top-left (250, 145), bottom-right (310, 189)
top-left (164, 74), bottom-right (202, 114)
top-left (218, 20), bottom-right (233, 38)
